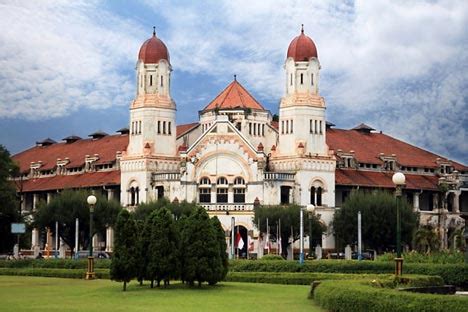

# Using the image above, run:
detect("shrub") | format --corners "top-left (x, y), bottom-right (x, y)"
top-left (376, 251), bottom-right (464, 264)
top-left (0, 259), bottom-right (111, 269)
top-left (314, 279), bottom-right (468, 312)
top-left (0, 267), bottom-right (109, 279)
top-left (260, 255), bottom-right (284, 261)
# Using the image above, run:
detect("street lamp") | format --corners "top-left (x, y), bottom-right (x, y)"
top-left (300, 205), bottom-right (315, 264)
top-left (86, 194), bottom-right (97, 280)
top-left (392, 172), bottom-right (405, 276)
top-left (307, 205), bottom-right (315, 259)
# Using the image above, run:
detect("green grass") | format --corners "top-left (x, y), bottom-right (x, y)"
top-left (0, 276), bottom-right (324, 312)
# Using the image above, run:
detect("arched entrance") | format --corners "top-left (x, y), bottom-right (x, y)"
top-left (234, 225), bottom-right (248, 259)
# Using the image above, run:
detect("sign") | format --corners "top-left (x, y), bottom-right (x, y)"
top-left (11, 223), bottom-right (26, 234)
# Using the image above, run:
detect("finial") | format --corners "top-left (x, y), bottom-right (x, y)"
top-left (301, 24), bottom-right (304, 34)
top-left (234, 74), bottom-right (237, 81)
top-left (152, 26), bottom-right (156, 37)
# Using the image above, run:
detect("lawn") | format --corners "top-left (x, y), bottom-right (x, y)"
top-left (0, 276), bottom-right (324, 312)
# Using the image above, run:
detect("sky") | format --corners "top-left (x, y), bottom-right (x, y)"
top-left (0, 0), bottom-right (467, 164)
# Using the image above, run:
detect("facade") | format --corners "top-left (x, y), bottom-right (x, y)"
top-left (12, 28), bottom-right (468, 255)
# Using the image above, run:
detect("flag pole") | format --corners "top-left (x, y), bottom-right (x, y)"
top-left (266, 218), bottom-right (269, 255)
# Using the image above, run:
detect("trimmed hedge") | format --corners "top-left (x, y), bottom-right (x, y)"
top-left (0, 267), bottom-right (110, 279)
top-left (314, 279), bottom-right (468, 312)
top-left (229, 260), bottom-right (468, 287)
top-left (225, 272), bottom-right (443, 287)
top-left (0, 259), bottom-right (111, 269)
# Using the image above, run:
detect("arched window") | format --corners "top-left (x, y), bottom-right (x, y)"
top-left (129, 185), bottom-right (140, 206)
top-left (311, 185), bottom-right (323, 206)
top-left (234, 177), bottom-right (245, 203)
top-left (168, 122), bottom-right (172, 135)
top-left (198, 177), bottom-right (211, 203)
top-left (216, 177), bottom-right (228, 203)
top-left (163, 121), bottom-right (166, 134)
top-left (317, 187), bottom-right (322, 206)
top-left (310, 187), bottom-right (316, 205)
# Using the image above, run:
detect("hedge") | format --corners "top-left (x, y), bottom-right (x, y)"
top-left (0, 268), bottom-right (110, 279)
top-left (225, 272), bottom-right (443, 287)
top-left (229, 260), bottom-right (468, 287)
top-left (314, 279), bottom-right (468, 312)
top-left (0, 259), bottom-right (111, 269)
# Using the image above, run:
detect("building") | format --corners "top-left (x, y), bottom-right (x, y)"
top-left (12, 27), bottom-right (468, 254)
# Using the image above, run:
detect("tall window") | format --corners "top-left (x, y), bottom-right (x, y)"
top-left (160, 75), bottom-right (163, 87)
top-left (300, 73), bottom-right (303, 84)
top-left (163, 121), bottom-right (166, 134)
top-left (311, 73), bottom-right (314, 86)
top-left (281, 121), bottom-right (284, 134)
top-left (310, 186), bottom-right (323, 206)
top-left (234, 177), bottom-right (245, 203)
top-left (317, 187), bottom-right (322, 206)
top-left (310, 187), bottom-right (316, 205)
top-left (199, 177), bottom-right (211, 203)
top-left (168, 122), bottom-right (172, 135)
top-left (129, 186), bottom-right (139, 206)
top-left (290, 120), bottom-right (293, 134)
top-left (157, 121), bottom-right (161, 134)
top-left (216, 177), bottom-right (228, 203)
top-left (150, 75), bottom-right (153, 86)
top-left (286, 120), bottom-right (289, 134)
top-left (290, 73), bottom-right (293, 86)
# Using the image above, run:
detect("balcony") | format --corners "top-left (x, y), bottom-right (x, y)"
top-left (200, 203), bottom-right (254, 212)
top-left (264, 172), bottom-right (295, 181)
top-left (152, 172), bottom-right (180, 182)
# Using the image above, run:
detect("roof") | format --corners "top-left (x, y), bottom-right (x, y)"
top-left (335, 169), bottom-right (439, 191)
top-left (138, 30), bottom-right (170, 64)
top-left (287, 27), bottom-right (318, 61)
top-left (352, 123), bottom-right (375, 132)
top-left (203, 80), bottom-right (265, 111)
top-left (326, 128), bottom-right (467, 171)
top-left (21, 171), bottom-right (121, 193)
top-left (176, 122), bottom-right (199, 137)
top-left (13, 134), bottom-right (128, 173)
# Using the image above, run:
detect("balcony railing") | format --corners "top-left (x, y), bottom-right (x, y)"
top-left (200, 203), bottom-right (254, 211)
top-left (264, 172), bottom-right (295, 181)
top-left (152, 172), bottom-right (180, 182)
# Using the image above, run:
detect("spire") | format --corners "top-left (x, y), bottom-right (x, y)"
top-left (152, 26), bottom-right (156, 37)
top-left (301, 24), bottom-right (304, 34)
top-left (234, 74), bottom-right (237, 81)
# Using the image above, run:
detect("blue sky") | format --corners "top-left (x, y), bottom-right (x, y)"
top-left (0, 0), bottom-right (467, 164)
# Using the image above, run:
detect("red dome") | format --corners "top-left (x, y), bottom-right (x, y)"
top-left (138, 30), bottom-right (170, 64)
top-left (287, 27), bottom-right (318, 61)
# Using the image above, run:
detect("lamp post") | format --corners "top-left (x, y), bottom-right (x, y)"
top-left (300, 205), bottom-right (315, 264)
top-left (392, 172), bottom-right (406, 276)
top-left (86, 194), bottom-right (97, 280)
top-left (307, 205), bottom-right (315, 259)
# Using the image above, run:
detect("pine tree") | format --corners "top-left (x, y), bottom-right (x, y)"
top-left (146, 208), bottom-right (179, 287)
top-left (209, 216), bottom-right (229, 285)
top-left (180, 207), bottom-right (220, 287)
top-left (110, 210), bottom-right (138, 291)
top-left (134, 219), bottom-right (147, 286)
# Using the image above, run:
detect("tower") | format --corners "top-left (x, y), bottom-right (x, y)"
top-left (121, 28), bottom-right (178, 207)
top-left (278, 25), bottom-right (326, 156)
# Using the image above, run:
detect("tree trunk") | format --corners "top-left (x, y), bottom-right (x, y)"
top-left (123, 281), bottom-right (127, 291)
top-left (198, 281), bottom-right (201, 287)
top-left (150, 280), bottom-right (154, 288)
top-left (157, 280), bottom-right (160, 287)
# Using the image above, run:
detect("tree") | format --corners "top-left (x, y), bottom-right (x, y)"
top-left (134, 219), bottom-right (147, 286)
top-left (413, 225), bottom-right (441, 253)
top-left (0, 145), bottom-right (21, 253)
top-left (180, 207), bottom-right (221, 287)
top-left (253, 204), bottom-right (325, 258)
top-left (33, 189), bottom-right (122, 255)
top-left (110, 209), bottom-right (138, 291)
top-left (134, 198), bottom-right (197, 221)
top-left (146, 208), bottom-right (179, 287)
top-left (209, 216), bottom-right (228, 284)
top-left (333, 190), bottom-right (418, 252)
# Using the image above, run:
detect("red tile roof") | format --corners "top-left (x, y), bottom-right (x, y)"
top-left (335, 169), bottom-right (439, 191)
top-left (326, 128), bottom-right (467, 171)
top-left (203, 80), bottom-right (265, 111)
top-left (138, 31), bottom-right (170, 64)
top-left (13, 134), bottom-right (128, 173)
top-left (20, 171), bottom-right (121, 193)
top-left (176, 122), bottom-right (199, 137)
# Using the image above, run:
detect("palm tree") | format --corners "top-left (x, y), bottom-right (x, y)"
top-left (413, 225), bottom-right (440, 253)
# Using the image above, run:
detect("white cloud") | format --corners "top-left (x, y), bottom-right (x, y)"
top-left (0, 0), bottom-right (142, 120)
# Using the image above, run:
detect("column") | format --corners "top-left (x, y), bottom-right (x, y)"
top-left (453, 191), bottom-right (460, 213)
top-left (31, 194), bottom-right (40, 250)
top-left (433, 193), bottom-right (439, 211)
top-left (46, 192), bottom-right (53, 204)
top-left (20, 194), bottom-right (26, 214)
top-left (107, 189), bottom-right (114, 201)
top-left (105, 227), bottom-right (114, 253)
top-left (92, 234), bottom-right (99, 252)
top-left (211, 186), bottom-right (216, 204)
top-left (413, 192), bottom-right (420, 212)
top-left (227, 186), bottom-right (234, 204)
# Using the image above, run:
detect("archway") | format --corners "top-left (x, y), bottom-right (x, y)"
top-left (234, 225), bottom-right (248, 259)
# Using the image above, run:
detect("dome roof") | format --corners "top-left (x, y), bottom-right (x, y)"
top-left (287, 26), bottom-right (318, 61)
top-left (138, 28), bottom-right (170, 64)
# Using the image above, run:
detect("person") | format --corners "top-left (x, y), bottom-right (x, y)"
top-left (35, 252), bottom-right (44, 259)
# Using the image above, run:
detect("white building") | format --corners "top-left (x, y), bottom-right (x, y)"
top-left (13, 27), bottom-right (468, 255)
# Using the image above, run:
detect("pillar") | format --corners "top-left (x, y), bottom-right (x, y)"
top-left (31, 194), bottom-right (40, 250)
top-left (228, 186), bottom-right (234, 204)
top-left (413, 192), bottom-right (420, 212)
top-left (433, 193), bottom-right (439, 211)
top-left (32, 193), bottom-right (39, 211)
top-left (453, 191), bottom-right (460, 213)
top-left (105, 227), bottom-right (114, 253)
top-left (46, 192), bottom-right (53, 204)
top-left (20, 194), bottom-right (26, 214)
top-left (92, 234), bottom-right (99, 252)
top-left (107, 189), bottom-right (114, 201)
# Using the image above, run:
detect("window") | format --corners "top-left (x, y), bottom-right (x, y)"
top-left (150, 75), bottom-right (153, 86)
top-left (262, 124), bottom-right (265, 136)
top-left (163, 121), bottom-right (166, 134)
top-left (160, 75), bottom-right (163, 87)
top-left (290, 73), bottom-right (293, 86)
top-left (319, 121), bottom-right (322, 134)
top-left (290, 120), bottom-right (293, 133)
top-left (316, 187), bottom-right (322, 206)
top-left (310, 187), bottom-right (316, 205)
top-left (315, 120), bottom-right (318, 134)
top-left (253, 123), bottom-right (256, 136)
top-left (311, 74), bottom-right (314, 86)
top-left (217, 188), bottom-right (228, 203)
top-left (234, 189), bottom-right (245, 203)
top-left (129, 186), bottom-right (139, 206)
top-left (281, 121), bottom-right (284, 134)
top-left (138, 121), bottom-right (142, 134)
top-left (199, 188), bottom-right (211, 203)
top-left (249, 123), bottom-right (252, 135)
top-left (156, 186), bottom-right (164, 199)
top-left (300, 73), bottom-right (303, 84)
top-left (168, 122), bottom-right (171, 135)
top-left (157, 121), bottom-right (161, 134)
top-left (286, 120), bottom-right (289, 134)
top-left (280, 186), bottom-right (291, 204)
top-left (217, 177), bottom-right (228, 185)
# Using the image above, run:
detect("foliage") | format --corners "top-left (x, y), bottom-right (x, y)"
top-left (314, 279), bottom-right (468, 312)
top-left (0, 267), bottom-right (109, 279)
top-left (180, 207), bottom-right (222, 286)
top-left (210, 217), bottom-right (229, 284)
top-left (134, 198), bottom-right (198, 221)
top-left (253, 204), bottom-right (325, 258)
top-left (110, 210), bottom-right (138, 291)
top-left (261, 254), bottom-right (285, 261)
top-left (0, 145), bottom-right (21, 253)
top-left (134, 219), bottom-right (147, 284)
top-left (146, 208), bottom-right (179, 287)
top-left (0, 258), bottom-right (110, 269)
top-left (333, 190), bottom-right (418, 252)
top-left (412, 225), bottom-right (440, 253)
top-left (33, 190), bottom-right (122, 253)
top-left (229, 259), bottom-right (468, 287)
top-left (376, 250), bottom-right (464, 264)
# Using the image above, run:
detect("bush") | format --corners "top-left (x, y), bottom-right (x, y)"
top-left (229, 260), bottom-right (468, 287)
top-left (0, 267), bottom-right (109, 279)
top-left (260, 255), bottom-right (285, 261)
top-left (376, 251), bottom-right (464, 264)
top-left (314, 279), bottom-right (468, 312)
top-left (0, 259), bottom-right (111, 269)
